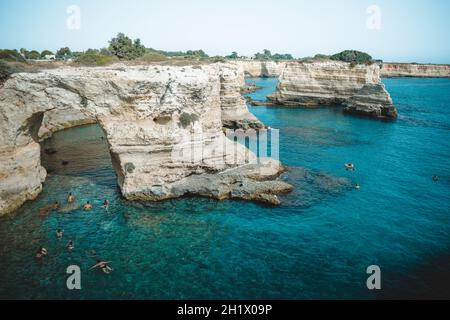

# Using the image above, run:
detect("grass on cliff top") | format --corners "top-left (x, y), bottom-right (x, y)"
top-left (74, 53), bottom-right (119, 66)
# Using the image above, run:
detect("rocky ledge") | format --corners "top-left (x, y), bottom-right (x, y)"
top-left (0, 63), bottom-right (290, 215)
top-left (267, 61), bottom-right (398, 119)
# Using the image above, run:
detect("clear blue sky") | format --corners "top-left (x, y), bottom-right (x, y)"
top-left (0, 0), bottom-right (449, 63)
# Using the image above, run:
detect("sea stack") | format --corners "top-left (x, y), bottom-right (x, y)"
top-left (267, 60), bottom-right (398, 119)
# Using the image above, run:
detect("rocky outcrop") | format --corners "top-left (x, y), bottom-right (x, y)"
top-left (219, 64), bottom-right (264, 130)
top-left (268, 61), bottom-right (380, 106)
top-left (0, 63), bottom-right (290, 215)
top-left (344, 84), bottom-right (397, 119)
top-left (267, 61), bottom-right (397, 119)
top-left (236, 60), bottom-right (286, 78)
top-left (381, 63), bottom-right (450, 78)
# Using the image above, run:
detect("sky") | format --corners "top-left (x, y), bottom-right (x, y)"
top-left (0, 0), bottom-right (449, 63)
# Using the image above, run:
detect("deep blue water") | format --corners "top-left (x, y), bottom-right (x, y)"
top-left (0, 77), bottom-right (449, 299)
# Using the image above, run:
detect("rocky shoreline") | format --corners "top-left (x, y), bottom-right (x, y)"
top-left (0, 62), bottom-right (291, 215)
top-left (381, 63), bottom-right (450, 78)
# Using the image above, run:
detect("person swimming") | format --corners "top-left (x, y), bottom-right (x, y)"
top-left (67, 192), bottom-right (75, 204)
top-left (345, 163), bottom-right (355, 171)
top-left (35, 247), bottom-right (48, 260)
top-left (56, 229), bottom-right (64, 239)
top-left (53, 201), bottom-right (60, 210)
top-left (102, 200), bottom-right (110, 210)
top-left (90, 260), bottom-right (113, 274)
top-left (355, 184), bottom-right (361, 190)
top-left (83, 201), bottom-right (93, 211)
top-left (66, 240), bottom-right (75, 251)
top-left (432, 175), bottom-right (439, 182)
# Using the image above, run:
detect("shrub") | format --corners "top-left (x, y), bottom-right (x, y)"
top-left (0, 49), bottom-right (26, 62)
top-left (137, 52), bottom-right (168, 63)
top-left (56, 47), bottom-right (73, 60)
top-left (0, 61), bottom-right (14, 82)
top-left (27, 50), bottom-right (41, 60)
top-left (313, 54), bottom-right (330, 60)
top-left (330, 50), bottom-right (372, 63)
top-left (75, 53), bottom-right (116, 66)
top-left (108, 33), bottom-right (146, 60)
top-left (124, 162), bottom-right (135, 174)
top-left (40, 50), bottom-right (54, 58)
top-left (179, 112), bottom-right (199, 128)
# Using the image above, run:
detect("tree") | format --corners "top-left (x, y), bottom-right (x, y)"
top-left (330, 50), bottom-right (372, 63)
top-left (56, 47), bottom-right (72, 60)
top-left (185, 50), bottom-right (209, 58)
top-left (20, 48), bottom-right (28, 57)
top-left (272, 53), bottom-right (294, 60)
top-left (40, 50), bottom-right (54, 58)
top-left (27, 50), bottom-right (41, 60)
top-left (226, 52), bottom-right (239, 59)
top-left (85, 48), bottom-right (99, 55)
top-left (254, 49), bottom-right (272, 60)
top-left (263, 49), bottom-right (272, 57)
top-left (108, 33), bottom-right (146, 60)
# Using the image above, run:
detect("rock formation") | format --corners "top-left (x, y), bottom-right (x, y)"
top-left (344, 84), bottom-right (397, 119)
top-left (219, 63), bottom-right (264, 130)
top-left (0, 63), bottom-right (291, 215)
top-left (236, 60), bottom-right (286, 78)
top-left (267, 61), bottom-right (398, 119)
top-left (381, 63), bottom-right (450, 78)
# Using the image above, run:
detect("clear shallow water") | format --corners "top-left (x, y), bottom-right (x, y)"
top-left (1, 77), bottom-right (449, 299)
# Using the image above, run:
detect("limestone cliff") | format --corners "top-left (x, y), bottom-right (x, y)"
top-left (344, 84), bottom-right (397, 119)
top-left (381, 63), bottom-right (450, 78)
top-left (236, 60), bottom-right (286, 78)
top-left (267, 61), bottom-right (397, 119)
top-left (0, 63), bottom-right (291, 215)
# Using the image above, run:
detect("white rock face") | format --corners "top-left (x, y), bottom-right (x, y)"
top-left (344, 84), bottom-right (397, 119)
top-left (236, 60), bottom-right (287, 78)
top-left (268, 61), bottom-right (380, 106)
top-left (266, 60), bottom-right (398, 119)
top-left (219, 63), bottom-right (264, 130)
top-left (381, 63), bottom-right (450, 78)
top-left (0, 63), bottom-right (290, 215)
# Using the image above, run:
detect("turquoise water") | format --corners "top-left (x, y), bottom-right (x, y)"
top-left (0, 77), bottom-right (449, 299)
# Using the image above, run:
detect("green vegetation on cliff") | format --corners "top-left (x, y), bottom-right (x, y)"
top-left (330, 50), bottom-right (372, 63)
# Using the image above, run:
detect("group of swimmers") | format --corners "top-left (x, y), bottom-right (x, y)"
top-left (345, 164), bottom-right (440, 190)
top-left (40, 193), bottom-right (109, 216)
top-left (344, 163), bottom-right (361, 190)
top-left (36, 192), bottom-right (113, 274)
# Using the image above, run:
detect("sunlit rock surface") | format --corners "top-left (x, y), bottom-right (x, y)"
top-left (0, 63), bottom-right (290, 215)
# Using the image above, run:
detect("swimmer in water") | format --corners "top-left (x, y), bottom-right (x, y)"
top-left (66, 240), bottom-right (75, 251)
top-left (67, 192), bottom-right (75, 204)
top-left (355, 184), bottom-right (361, 190)
top-left (102, 199), bottom-right (110, 210)
top-left (83, 201), bottom-right (93, 211)
top-left (432, 175), bottom-right (439, 182)
top-left (90, 260), bottom-right (113, 274)
top-left (56, 229), bottom-right (64, 239)
top-left (53, 201), bottom-right (60, 210)
top-left (35, 247), bottom-right (48, 260)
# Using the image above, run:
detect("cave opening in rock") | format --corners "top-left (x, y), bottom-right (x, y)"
top-left (39, 123), bottom-right (117, 186)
